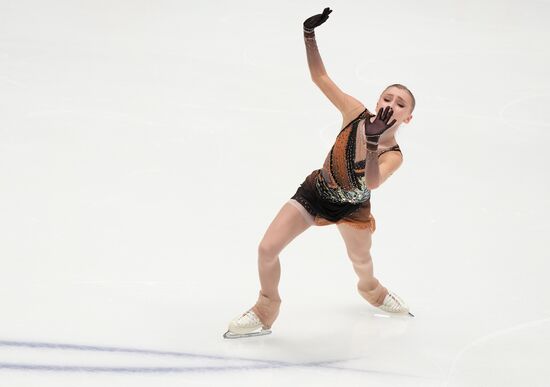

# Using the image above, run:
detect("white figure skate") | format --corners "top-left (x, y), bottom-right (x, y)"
top-left (223, 292), bottom-right (281, 339)
top-left (378, 291), bottom-right (414, 317)
top-left (223, 310), bottom-right (272, 339)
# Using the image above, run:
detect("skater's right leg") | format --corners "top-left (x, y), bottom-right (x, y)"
top-left (253, 201), bottom-right (313, 326)
top-left (226, 201), bottom-right (313, 337)
top-left (258, 200), bottom-right (313, 301)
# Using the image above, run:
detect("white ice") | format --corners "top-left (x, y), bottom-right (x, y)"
top-left (0, 0), bottom-right (549, 386)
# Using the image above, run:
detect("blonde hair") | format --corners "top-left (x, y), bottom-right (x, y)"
top-left (383, 84), bottom-right (415, 113)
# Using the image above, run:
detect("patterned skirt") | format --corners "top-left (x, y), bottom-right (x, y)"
top-left (290, 169), bottom-right (376, 232)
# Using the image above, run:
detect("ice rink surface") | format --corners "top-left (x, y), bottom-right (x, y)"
top-left (1, 0), bottom-right (549, 386)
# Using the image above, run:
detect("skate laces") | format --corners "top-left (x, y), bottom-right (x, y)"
top-left (245, 310), bottom-right (260, 323)
top-left (380, 292), bottom-right (408, 313)
top-left (236, 310), bottom-right (261, 327)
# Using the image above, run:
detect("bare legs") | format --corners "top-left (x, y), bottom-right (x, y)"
top-left (245, 201), bottom-right (389, 330)
top-left (250, 200), bottom-right (313, 327)
top-left (336, 222), bottom-right (388, 306)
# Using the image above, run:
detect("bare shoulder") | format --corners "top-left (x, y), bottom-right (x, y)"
top-left (374, 150), bottom-right (403, 186)
top-left (378, 149), bottom-right (403, 171)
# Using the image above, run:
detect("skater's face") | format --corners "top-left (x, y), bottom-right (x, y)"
top-left (375, 86), bottom-right (413, 128)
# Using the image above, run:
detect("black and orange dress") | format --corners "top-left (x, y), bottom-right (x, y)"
top-left (290, 108), bottom-right (401, 232)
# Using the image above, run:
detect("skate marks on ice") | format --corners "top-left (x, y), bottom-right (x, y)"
top-left (0, 339), bottom-right (285, 374)
top-left (0, 339), bottom-right (436, 380)
top-left (498, 93), bottom-right (550, 130)
top-left (443, 316), bottom-right (550, 387)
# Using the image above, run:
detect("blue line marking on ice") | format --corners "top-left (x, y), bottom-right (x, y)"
top-left (0, 339), bottom-right (435, 379)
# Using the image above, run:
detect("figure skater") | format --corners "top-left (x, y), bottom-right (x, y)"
top-left (224, 7), bottom-right (415, 339)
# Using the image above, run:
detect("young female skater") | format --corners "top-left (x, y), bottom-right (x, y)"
top-left (224, 7), bottom-right (415, 339)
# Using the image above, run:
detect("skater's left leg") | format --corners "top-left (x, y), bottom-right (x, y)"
top-left (336, 223), bottom-right (388, 306)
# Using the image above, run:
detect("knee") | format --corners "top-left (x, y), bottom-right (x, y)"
top-left (258, 240), bottom-right (280, 260)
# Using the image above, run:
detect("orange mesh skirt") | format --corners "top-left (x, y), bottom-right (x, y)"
top-left (290, 169), bottom-right (376, 232)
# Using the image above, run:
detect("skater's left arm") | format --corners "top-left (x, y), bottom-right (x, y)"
top-left (364, 150), bottom-right (403, 190)
top-left (363, 106), bottom-right (401, 189)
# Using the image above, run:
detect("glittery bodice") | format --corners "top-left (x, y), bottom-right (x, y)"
top-left (315, 108), bottom-right (373, 204)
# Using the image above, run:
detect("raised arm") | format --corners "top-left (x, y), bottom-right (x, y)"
top-left (364, 106), bottom-right (401, 189)
top-left (303, 8), bottom-right (364, 119)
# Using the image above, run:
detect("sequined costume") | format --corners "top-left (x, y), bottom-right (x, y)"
top-left (291, 108), bottom-right (401, 230)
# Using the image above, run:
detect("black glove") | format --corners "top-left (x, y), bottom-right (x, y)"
top-left (364, 106), bottom-right (397, 150)
top-left (303, 7), bottom-right (332, 33)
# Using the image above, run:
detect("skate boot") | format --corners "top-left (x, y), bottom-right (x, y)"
top-left (378, 291), bottom-right (414, 317)
top-left (223, 291), bottom-right (281, 339)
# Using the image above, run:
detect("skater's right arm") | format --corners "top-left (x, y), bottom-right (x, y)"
top-left (303, 8), bottom-right (364, 120)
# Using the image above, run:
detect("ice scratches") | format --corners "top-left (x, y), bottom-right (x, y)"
top-left (443, 316), bottom-right (550, 387)
top-left (0, 339), bottom-right (287, 374)
top-left (0, 339), bottom-right (436, 380)
top-left (499, 93), bottom-right (550, 129)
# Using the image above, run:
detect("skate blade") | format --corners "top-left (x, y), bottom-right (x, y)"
top-left (223, 329), bottom-right (272, 339)
top-left (377, 309), bottom-right (415, 317)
